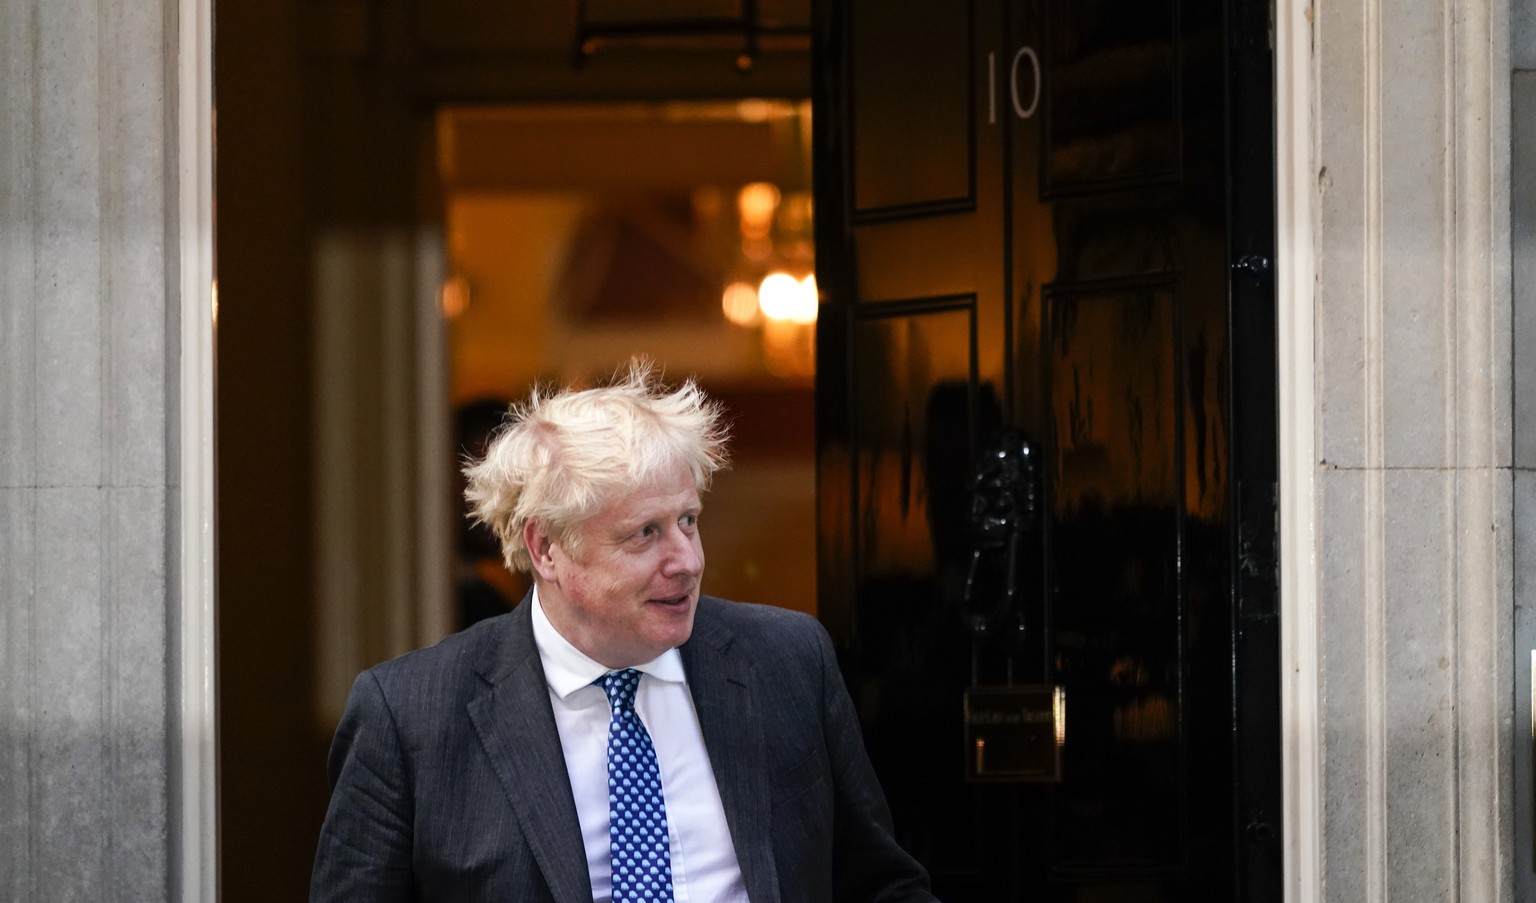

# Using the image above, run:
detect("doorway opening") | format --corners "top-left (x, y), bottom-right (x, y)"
top-left (214, 3), bottom-right (817, 894)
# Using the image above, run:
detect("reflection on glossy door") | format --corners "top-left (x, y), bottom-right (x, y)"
top-left (815, 0), bottom-right (1279, 899)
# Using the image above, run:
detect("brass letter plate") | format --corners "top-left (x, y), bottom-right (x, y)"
top-left (963, 685), bottom-right (1064, 782)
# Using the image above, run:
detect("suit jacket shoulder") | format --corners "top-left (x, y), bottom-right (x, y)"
top-left (365, 612), bottom-right (518, 704)
top-left (314, 601), bottom-right (590, 903)
top-left (689, 595), bottom-right (837, 675)
top-left (680, 596), bottom-right (938, 903)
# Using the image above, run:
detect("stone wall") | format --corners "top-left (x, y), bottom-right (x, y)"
top-left (0, 0), bottom-right (183, 899)
top-left (1312, 0), bottom-right (1514, 900)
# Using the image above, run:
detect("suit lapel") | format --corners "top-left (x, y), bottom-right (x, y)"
top-left (681, 601), bottom-right (781, 903)
top-left (466, 600), bottom-right (593, 903)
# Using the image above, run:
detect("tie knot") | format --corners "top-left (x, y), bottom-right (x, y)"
top-left (600, 668), bottom-right (643, 712)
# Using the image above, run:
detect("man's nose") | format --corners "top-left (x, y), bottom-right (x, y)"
top-left (661, 527), bottom-right (703, 576)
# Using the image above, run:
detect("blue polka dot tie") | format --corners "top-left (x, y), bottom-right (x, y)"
top-left (601, 669), bottom-right (675, 903)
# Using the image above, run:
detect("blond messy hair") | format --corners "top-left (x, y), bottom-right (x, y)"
top-left (462, 361), bottom-right (730, 573)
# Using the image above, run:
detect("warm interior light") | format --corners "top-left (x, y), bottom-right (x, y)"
top-left (735, 99), bottom-right (774, 123)
top-left (721, 280), bottom-right (760, 326)
top-left (761, 318), bottom-right (815, 378)
top-left (757, 271), bottom-right (817, 324)
top-left (756, 272), bottom-right (798, 320)
top-left (737, 182), bottom-right (780, 242)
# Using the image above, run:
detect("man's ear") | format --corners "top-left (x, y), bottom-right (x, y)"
top-left (523, 519), bottom-right (557, 579)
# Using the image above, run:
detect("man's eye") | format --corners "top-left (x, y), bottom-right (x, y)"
top-left (680, 514), bottom-right (698, 528)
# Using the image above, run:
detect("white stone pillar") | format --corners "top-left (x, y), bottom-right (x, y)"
top-left (1286, 0), bottom-right (1515, 900)
top-left (0, 0), bottom-right (214, 899)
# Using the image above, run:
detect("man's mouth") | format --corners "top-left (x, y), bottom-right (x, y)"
top-left (648, 594), bottom-right (691, 607)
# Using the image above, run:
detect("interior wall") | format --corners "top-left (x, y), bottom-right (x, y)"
top-left (446, 194), bottom-right (577, 400)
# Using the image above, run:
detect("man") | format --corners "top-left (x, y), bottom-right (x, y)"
top-left (311, 364), bottom-right (936, 902)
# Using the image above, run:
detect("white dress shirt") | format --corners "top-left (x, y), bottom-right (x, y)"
top-left (531, 589), bottom-right (748, 903)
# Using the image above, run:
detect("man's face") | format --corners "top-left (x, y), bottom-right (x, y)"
top-left (529, 464), bottom-right (705, 669)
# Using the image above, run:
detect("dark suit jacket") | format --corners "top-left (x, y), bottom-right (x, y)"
top-left (311, 595), bottom-right (937, 902)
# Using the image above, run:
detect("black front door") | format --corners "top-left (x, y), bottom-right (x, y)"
top-left (812, 1), bottom-right (1279, 899)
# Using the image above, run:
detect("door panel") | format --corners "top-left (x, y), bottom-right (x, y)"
top-left (815, 0), bottom-right (1278, 899)
top-left (1043, 279), bottom-right (1193, 877)
top-left (852, 302), bottom-right (977, 592)
top-left (1040, 0), bottom-right (1181, 194)
top-left (855, 221), bottom-right (990, 301)
top-left (851, 0), bottom-right (974, 215)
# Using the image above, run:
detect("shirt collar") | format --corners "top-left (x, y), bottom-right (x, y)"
top-left (529, 585), bottom-right (687, 701)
